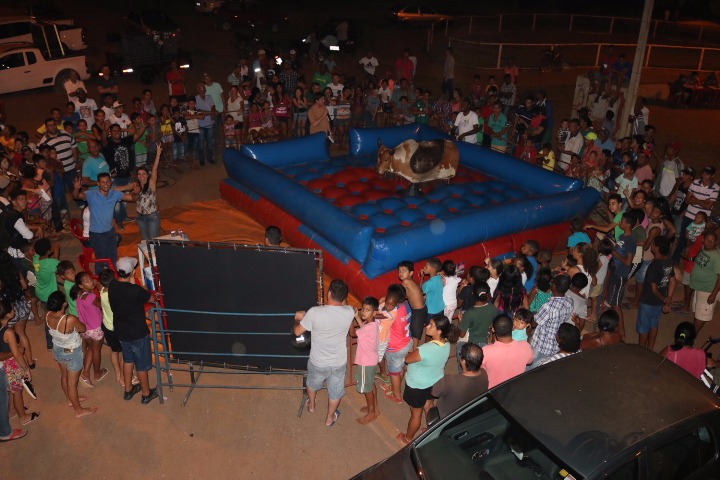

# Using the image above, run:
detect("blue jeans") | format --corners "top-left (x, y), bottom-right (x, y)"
top-left (673, 216), bottom-right (693, 263)
top-left (0, 364), bottom-right (11, 437)
top-left (173, 141), bottom-right (185, 161)
top-left (90, 229), bottom-right (119, 273)
top-left (198, 126), bottom-right (214, 164)
top-left (636, 303), bottom-right (663, 334)
top-left (137, 211), bottom-right (161, 240)
top-left (113, 177), bottom-right (131, 226)
top-left (53, 171), bottom-right (68, 211)
top-left (187, 133), bottom-right (199, 161)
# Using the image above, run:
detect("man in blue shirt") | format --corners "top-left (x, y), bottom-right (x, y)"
top-left (81, 140), bottom-right (110, 189)
top-left (72, 173), bottom-right (136, 272)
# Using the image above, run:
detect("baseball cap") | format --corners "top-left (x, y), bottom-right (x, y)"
top-left (668, 142), bottom-right (681, 150)
top-left (703, 166), bottom-right (717, 175)
top-left (116, 257), bottom-right (138, 276)
top-left (710, 215), bottom-right (720, 225)
top-left (682, 166), bottom-right (696, 176)
top-left (112, 101), bottom-right (124, 108)
top-left (584, 132), bottom-right (598, 141)
top-left (21, 146), bottom-right (32, 153)
top-left (599, 127), bottom-right (610, 135)
top-left (76, 87), bottom-right (86, 94)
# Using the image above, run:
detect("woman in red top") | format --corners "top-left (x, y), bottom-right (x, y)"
top-left (660, 322), bottom-right (717, 379)
top-left (165, 61), bottom-right (186, 102)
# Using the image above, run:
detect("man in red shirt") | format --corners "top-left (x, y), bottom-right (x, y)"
top-left (395, 49), bottom-right (414, 87)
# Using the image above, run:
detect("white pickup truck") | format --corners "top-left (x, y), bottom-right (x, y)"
top-left (0, 16), bottom-right (87, 51)
top-left (0, 42), bottom-right (90, 94)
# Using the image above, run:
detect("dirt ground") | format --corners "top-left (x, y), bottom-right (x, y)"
top-left (2, 2), bottom-right (720, 479)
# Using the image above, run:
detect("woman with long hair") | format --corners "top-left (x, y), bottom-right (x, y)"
top-left (45, 291), bottom-right (97, 418)
top-left (0, 252), bottom-right (34, 369)
top-left (291, 87), bottom-right (308, 137)
top-left (493, 264), bottom-right (529, 317)
top-left (0, 299), bottom-right (37, 425)
top-left (271, 83), bottom-right (291, 139)
top-left (398, 315), bottom-right (459, 445)
top-left (659, 322), bottom-right (718, 379)
top-left (134, 145), bottom-right (162, 240)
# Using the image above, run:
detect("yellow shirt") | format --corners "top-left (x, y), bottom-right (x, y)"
top-left (540, 150), bottom-right (556, 171)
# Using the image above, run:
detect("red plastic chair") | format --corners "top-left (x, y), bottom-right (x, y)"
top-left (78, 254), bottom-right (117, 282)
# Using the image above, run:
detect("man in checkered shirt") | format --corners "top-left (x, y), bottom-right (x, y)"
top-left (529, 274), bottom-right (573, 368)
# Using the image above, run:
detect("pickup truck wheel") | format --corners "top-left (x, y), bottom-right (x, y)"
top-left (54, 69), bottom-right (77, 92)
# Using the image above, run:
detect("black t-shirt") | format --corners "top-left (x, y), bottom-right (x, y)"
top-left (108, 279), bottom-right (151, 341)
top-left (103, 136), bottom-right (135, 179)
top-left (671, 184), bottom-right (690, 215)
top-left (641, 258), bottom-right (674, 306)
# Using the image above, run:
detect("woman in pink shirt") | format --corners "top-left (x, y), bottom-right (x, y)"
top-left (660, 322), bottom-right (717, 379)
top-left (72, 272), bottom-right (108, 385)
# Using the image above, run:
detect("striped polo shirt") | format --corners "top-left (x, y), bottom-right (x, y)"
top-left (38, 131), bottom-right (77, 172)
top-left (685, 179), bottom-right (720, 219)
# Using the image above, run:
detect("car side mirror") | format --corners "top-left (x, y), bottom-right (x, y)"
top-left (427, 406), bottom-right (440, 429)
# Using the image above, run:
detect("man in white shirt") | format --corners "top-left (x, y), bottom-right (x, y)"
top-left (109, 101), bottom-right (131, 137)
top-left (72, 88), bottom-right (98, 129)
top-left (358, 50), bottom-right (379, 82)
top-left (656, 142), bottom-right (684, 199)
top-left (559, 118), bottom-right (583, 171)
top-left (454, 102), bottom-right (480, 144)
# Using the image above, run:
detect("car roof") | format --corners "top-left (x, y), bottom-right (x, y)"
top-left (0, 42), bottom-right (35, 54)
top-left (490, 344), bottom-right (720, 477)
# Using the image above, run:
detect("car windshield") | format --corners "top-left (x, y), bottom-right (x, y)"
top-left (413, 397), bottom-right (580, 480)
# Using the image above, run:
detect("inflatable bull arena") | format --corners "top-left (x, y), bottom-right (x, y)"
top-left (220, 125), bottom-right (599, 298)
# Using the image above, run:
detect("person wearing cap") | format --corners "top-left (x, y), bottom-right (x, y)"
top-left (63, 69), bottom-right (86, 101)
top-left (656, 143), bottom-right (684, 199)
top-left (72, 88), bottom-right (98, 130)
top-left (108, 257), bottom-right (158, 404)
top-left (669, 166), bottom-right (696, 237)
top-left (109, 101), bottom-right (131, 138)
top-left (96, 65), bottom-right (119, 101)
top-left (581, 131), bottom-right (601, 169)
top-left (674, 165), bottom-right (720, 263)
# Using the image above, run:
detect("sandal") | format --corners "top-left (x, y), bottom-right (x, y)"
top-left (0, 429), bottom-right (28, 442)
top-left (327, 409), bottom-right (340, 427)
top-left (384, 389), bottom-right (403, 404)
top-left (21, 412), bottom-right (40, 425)
top-left (94, 368), bottom-right (109, 382)
top-left (80, 376), bottom-right (95, 388)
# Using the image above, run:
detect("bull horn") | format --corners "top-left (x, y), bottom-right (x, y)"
top-left (377, 137), bottom-right (383, 148)
top-left (389, 148), bottom-right (395, 156)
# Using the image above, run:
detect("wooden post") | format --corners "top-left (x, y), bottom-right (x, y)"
top-left (497, 44), bottom-right (503, 69)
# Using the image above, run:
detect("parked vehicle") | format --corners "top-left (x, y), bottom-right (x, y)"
top-left (125, 10), bottom-right (181, 40)
top-left (0, 16), bottom-right (86, 51)
top-left (353, 344), bottom-right (720, 479)
top-left (104, 33), bottom-right (191, 85)
top-left (386, 5), bottom-right (451, 24)
top-left (215, 0), bottom-right (287, 32)
top-left (194, 0), bottom-right (225, 14)
top-left (0, 42), bottom-right (90, 94)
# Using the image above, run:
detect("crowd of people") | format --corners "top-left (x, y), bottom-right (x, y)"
top-left (1, 37), bottom-right (719, 445)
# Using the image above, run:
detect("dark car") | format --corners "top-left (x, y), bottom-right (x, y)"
top-left (353, 344), bottom-right (720, 479)
top-left (125, 10), bottom-right (181, 39)
top-left (215, 0), bottom-right (287, 32)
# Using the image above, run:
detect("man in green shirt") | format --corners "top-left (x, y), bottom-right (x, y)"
top-left (689, 231), bottom-right (720, 333)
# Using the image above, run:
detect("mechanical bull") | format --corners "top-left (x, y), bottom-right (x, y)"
top-left (376, 138), bottom-right (459, 184)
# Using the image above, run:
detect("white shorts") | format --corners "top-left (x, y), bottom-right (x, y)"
top-left (682, 271), bottom-right (691, 286)
top-left (693, 291), bottom-right (718, 322)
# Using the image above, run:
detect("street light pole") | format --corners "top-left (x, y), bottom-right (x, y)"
top-left (620, 0), bottom-right (655, 138)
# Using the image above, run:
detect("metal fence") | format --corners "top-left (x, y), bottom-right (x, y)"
top-left (444, 39), bottom-right (720, 72)
top-left (427, 14), bottom-right (720, 50)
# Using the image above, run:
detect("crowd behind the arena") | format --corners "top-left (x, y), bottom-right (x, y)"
top-left (1, 40), bottom-right (720, 443)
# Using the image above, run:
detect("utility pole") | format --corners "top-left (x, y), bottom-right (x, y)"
top-left (620, 0), bottom-right (655, 138)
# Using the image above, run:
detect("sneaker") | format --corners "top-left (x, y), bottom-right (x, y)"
top-left (123, 384), bottom-right (142, 401)
top-left (22, 379), bottom-right (37, 400)
top-left (141, 388), bottom-right (159, 405)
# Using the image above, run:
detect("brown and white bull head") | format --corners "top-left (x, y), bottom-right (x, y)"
top-left (376, 138), bottom-right (395, 175)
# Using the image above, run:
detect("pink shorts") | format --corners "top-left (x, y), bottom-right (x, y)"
top-left (3, 358), bottom-right (25, 393)
top-left (81, 326), bottom-right (105, 341)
